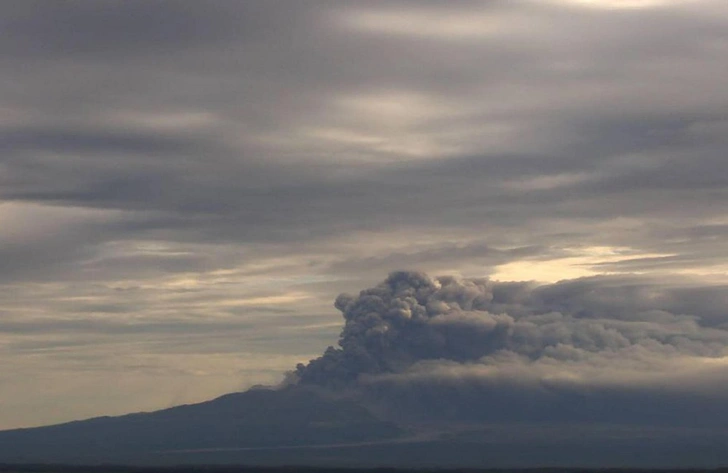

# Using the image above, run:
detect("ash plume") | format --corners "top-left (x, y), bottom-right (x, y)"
top-left (296, 271), bottom-right (508, 386)
top-left (294, 271), bottom-right (728, 424)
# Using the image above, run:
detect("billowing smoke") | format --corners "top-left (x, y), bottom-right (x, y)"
top-left (297, 271), bottom-right (728, 385)
top-left (295, 271), bottom-right (728, 424)
top-left (296, 272), bottom-right (509, 386)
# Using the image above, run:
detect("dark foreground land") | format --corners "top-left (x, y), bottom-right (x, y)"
top-left (3, 388), bottom-right (728, 468)
top-left (2, 466), bottom-right (728, 473)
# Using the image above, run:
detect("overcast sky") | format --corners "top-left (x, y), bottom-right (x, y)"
top-left (2, 0), bottom-right (728, 430)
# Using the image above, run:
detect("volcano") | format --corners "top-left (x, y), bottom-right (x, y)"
top-left (3, 272), bottom-right (728, 468)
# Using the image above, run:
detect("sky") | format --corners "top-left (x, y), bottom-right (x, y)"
top-left (1, 0), bottom-right (728, 430)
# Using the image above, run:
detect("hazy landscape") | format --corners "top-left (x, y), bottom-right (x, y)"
top-left (3, 272), bottom-right (728, 467)
top-left (2, 0), bottom-right (728, 469)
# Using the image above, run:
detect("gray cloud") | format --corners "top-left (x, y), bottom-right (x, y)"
top-left (295, 272), bottom-right (728, 425)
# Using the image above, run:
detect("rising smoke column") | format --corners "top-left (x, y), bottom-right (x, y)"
top-left (296, 271), bottom-right (513, 386)
top-left (296, 271), bottom-right (728, 392)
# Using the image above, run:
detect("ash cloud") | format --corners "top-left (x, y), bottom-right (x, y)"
top-left (295, 271), bottom-right (728, 425)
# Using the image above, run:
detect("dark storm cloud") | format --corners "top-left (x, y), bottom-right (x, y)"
top-left (1, 0), bottom-right (726, 314)
top-left (0, 1), bottom-right (308, 59)
top-left (1, 0), bottom-right (727, 251)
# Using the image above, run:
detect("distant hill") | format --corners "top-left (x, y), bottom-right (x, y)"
top-left (0, 387), bottom-right (401, 465)
top-left (2, 385), bottom-right (728, 468)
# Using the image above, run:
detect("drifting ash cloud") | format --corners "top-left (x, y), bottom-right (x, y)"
top-left (296, 271), bottom-right (728, 426)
